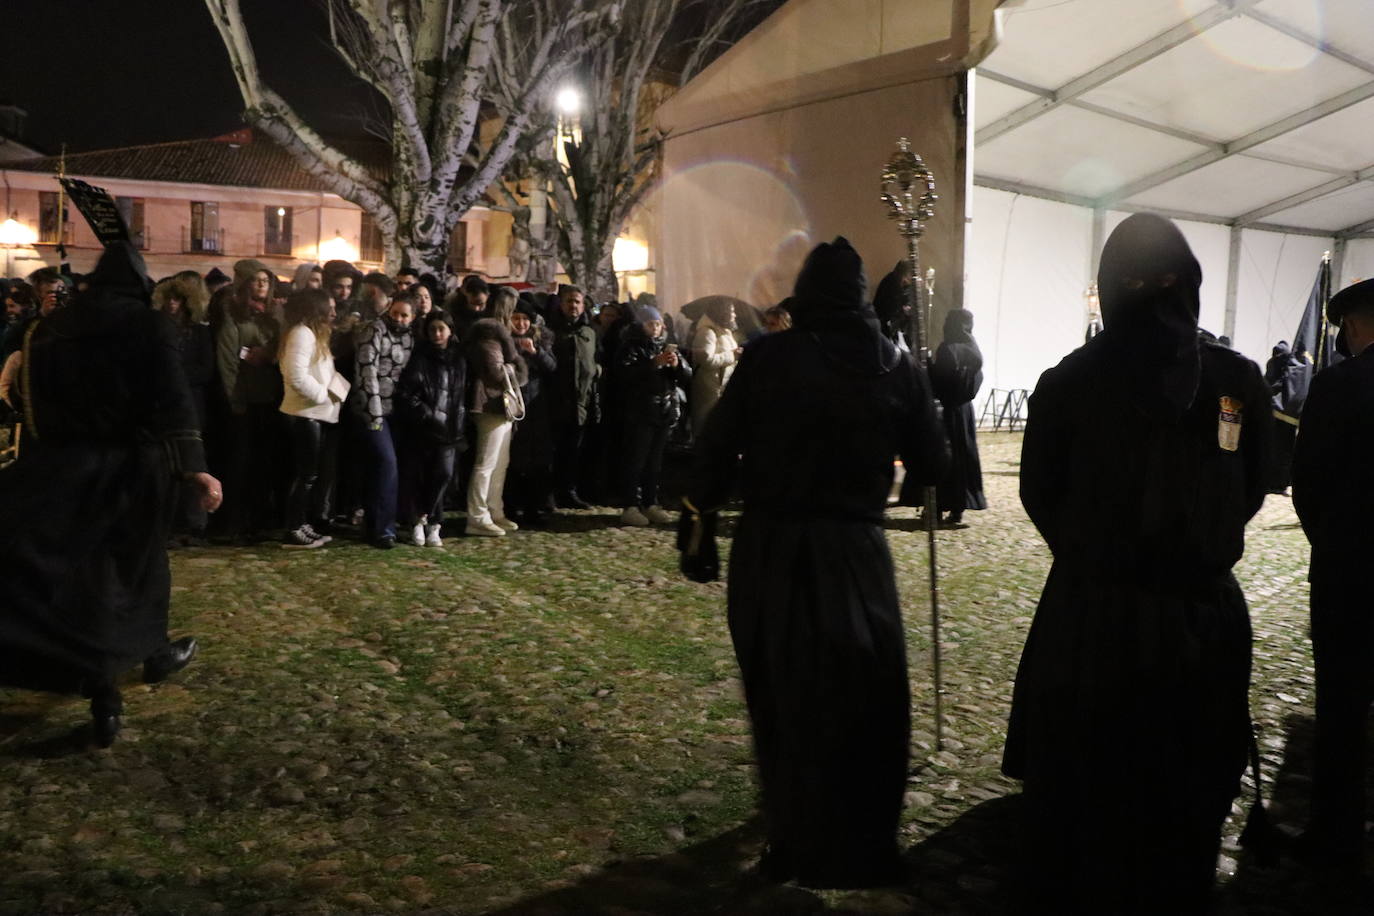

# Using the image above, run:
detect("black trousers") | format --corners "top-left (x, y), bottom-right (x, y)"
top-left (399, 441), bottom-right (457, 525)
top-left (284, 416), bottom-right (339, 530)
top-left (620, 419), bottom-right (670, 509)
top-left (224, 404), bottom-right (284, 536)
top-left (1310, 580), bottom-right (1374, 863)
top-left (554, 418), bottom-right (588, 497)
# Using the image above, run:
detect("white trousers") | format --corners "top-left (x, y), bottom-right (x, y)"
top-left (467, 412), bottom-right (513, 523)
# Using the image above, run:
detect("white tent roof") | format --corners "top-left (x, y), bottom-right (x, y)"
top-left (974, 0), bottom-right (1374, 241)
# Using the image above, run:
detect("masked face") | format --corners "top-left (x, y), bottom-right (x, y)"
top-left (386, 302), bottom-right (414, 331)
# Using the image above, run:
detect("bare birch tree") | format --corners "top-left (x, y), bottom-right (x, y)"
top-left (510, 0), bottom-right (774, 302)
top-left (203, 0), bottom-right (620, 272)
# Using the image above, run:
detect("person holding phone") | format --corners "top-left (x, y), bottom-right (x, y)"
top-left (616, 306), bottom-right (691, 526)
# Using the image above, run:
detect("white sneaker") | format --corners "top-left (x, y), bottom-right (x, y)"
top-left (492, 516), bottom-right (519, 532)
top-left (410, 523), bottom-right (426, 546)
top-left (621, 506), bottom-right (650, 527)
top-left (466, 518), bottom-right (506, 537)
top-left (425, 524), bottom-right (442, 547)
top-left (645, 505), bottom-right (672, 525)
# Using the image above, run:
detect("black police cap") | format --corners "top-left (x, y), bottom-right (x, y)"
top-left (1327, 277), bottom-right (1374, 325)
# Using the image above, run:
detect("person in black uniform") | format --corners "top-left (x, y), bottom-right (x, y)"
top-left (0, 243), bottom-right (220, 747)
top-left (1292, 276), bottom-right (1374, 873)
top-left (684, 237), bottom-right (948, 888)
top-left (1003, 214), bottom-right (1271, 914)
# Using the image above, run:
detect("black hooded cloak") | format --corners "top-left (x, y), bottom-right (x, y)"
top-left (688, 237), bottom-right (948, 888)
top-left (1002, 214), bottom-right (1271, 914)
top-left (0, 243), bottom-right (206, 693)
top-left (931, 308), bottom-right (986, 517)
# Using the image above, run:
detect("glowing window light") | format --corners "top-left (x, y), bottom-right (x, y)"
top-left (317, 232), bottom-right (358, 263)
top-left (0, 217), bottom-right (37, 246)
top-left (612, 237), bottom-right (649, 273)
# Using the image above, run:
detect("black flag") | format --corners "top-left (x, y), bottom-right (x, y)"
top-left (57, 178), bottom-right (130, 247)
top-left (1292, 256), bottom-right (1335, 371)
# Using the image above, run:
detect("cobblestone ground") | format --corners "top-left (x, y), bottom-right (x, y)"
top-left (0, 432), bottom-right (1354, 915)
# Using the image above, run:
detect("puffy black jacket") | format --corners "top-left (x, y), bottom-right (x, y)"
top-left (616, 321), bottom-right (692, 426)
top-left (395, 341), bottom-right (467, 447)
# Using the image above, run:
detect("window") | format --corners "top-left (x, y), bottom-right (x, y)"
top-left (116, 197), bottom-right (146, 249)
top-left (37, 191), bottom-right (68, 245)
top-left (359, 211), bottom-right (384, 262)
top-left (263, 206), bottom-right (293, 256)
top-left (189, 201), bottom-right (220, 252)
top-left (447, 221), bottom-right (468, 270)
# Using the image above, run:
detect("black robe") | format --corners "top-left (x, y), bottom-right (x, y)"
top-left (0, 243), bottom-right (206, 693)
top-left (689, 238), bottom-right (948, 888)
top-left (931, 315), bottom-right (986, 516)
top-left (1003, 215), bottom-right (1271, 914)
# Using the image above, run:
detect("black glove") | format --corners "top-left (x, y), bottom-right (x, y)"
top-left (676, 500), bottom-right (719, 583)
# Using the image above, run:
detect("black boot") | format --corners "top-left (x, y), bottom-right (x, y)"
top-left (88, 682), bottom-right (123, 748)
top-left (143, 636), bottom-right (199, 684)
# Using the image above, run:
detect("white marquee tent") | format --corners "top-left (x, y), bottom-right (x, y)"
top-left (654, 0), bottom-right (1374, 403)
top-left (973, 0), bottom-right (1374, 391)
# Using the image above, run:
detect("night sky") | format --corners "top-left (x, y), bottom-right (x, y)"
top-left (3, 0), bottom-right (378, 154)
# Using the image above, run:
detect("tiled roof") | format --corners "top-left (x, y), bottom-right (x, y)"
top-left (2, 129), bottom-right (391, 193)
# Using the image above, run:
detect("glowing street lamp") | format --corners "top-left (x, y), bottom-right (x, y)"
top-left (554, 86), bottom-right (581, 117)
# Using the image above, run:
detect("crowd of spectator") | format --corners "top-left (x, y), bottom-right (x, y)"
top-left (0, 259), bottom-right (774, 549)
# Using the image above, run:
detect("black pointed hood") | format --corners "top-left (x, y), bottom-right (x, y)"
top-left (1097, 214), bottom-right (1202, 418)
top-left (790, 237), bottom-right (900, 377)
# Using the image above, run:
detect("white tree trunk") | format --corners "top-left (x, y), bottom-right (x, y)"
top-left (204, 0), bottom-right (618, 275)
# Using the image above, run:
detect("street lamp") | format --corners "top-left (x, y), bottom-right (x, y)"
top-left (555, 86), bottom-right (581, 118)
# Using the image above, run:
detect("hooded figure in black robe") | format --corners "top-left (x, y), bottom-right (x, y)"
top-left (686, 237), bottom-right (948, 888)
top-left (1263, 339), bottom-right (1306, 494)
top-left (0, 242), bottom-right (216, 745)
top-left (871, 260), bottom-right (911, 347)
top-left (931, 308), bottom-right (986, 525)
top-left (1002, 214), bottom-right (1271, 914)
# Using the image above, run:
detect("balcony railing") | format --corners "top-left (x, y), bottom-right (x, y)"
top-left (181, 226), bottom-right (225, 255)
top-left (258, 232), bottom-right (297, 257)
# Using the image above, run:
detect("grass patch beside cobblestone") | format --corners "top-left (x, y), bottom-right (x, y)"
top-left (0, 433), bottom-right (1338, 914)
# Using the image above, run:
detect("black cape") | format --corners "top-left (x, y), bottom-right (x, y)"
top-left (931, 309), bottom-right (985, 515)
top-left (688, 237), bottom-right (949, 888)
top-left (1004, 215), bottom-right (1270, 914)
top-left (0, 243), bottom-right (206, 692)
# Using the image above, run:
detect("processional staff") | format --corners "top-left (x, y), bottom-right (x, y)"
top-left (880, 137), bottom-right (945, 751)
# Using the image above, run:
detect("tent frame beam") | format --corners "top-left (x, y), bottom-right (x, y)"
top-left (1104, 80), bottom-right (1374, 204)
top-left (975, 0), bottom-right (1261, 146)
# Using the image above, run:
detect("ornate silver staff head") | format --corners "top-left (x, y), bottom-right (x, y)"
top-left (880, 137), bottom-right (937, 240)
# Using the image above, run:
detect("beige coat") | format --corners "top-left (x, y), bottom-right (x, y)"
top-left (690, 316), bottom-right (737, 432)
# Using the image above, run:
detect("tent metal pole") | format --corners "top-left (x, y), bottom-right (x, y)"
top-left (1224, 225), bottom-right (1243, 341)
top-left (1332, 238), bottom-right (1348, 293)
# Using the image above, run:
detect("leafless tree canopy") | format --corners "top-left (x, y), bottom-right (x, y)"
top-left (509, 0), bottom-right (778, 301)
top-left (204, 0), bottom-right (621, 271)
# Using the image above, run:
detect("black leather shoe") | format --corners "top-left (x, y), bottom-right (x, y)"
top-left (559, 491), bottom-right (591, 510)
top-left (143, 636), bottom-right (199, 684)
top-left (372, 535), bottom-right (397, 549)
top-left (92, 714), bottom-right (121, 748)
